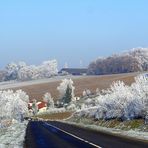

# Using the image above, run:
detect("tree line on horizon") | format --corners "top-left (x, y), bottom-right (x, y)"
top-left (0, 48), bottom-right (148, 82)
top-left (87, 48), bottom-right (148, 75)
top-left (3, 60), bottom-right (58, 81)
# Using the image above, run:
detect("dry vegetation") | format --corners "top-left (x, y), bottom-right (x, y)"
top-left (35, 112), bottom-right (73, 120)
top-left (68, 116), bottom-right (147, 131)
top-left (12, 73), bottom-right (139, 101)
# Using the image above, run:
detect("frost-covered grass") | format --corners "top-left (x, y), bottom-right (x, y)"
top-left (37, 108), bottom-right (66, 115)
top-left (68, 116), bottom-right (148, 132)
top-left (0, 121), bottom-right (28, 148)
top-left (35, 107), bottom-right (74, 120)
top-left (63, 119), bottom-right (148, 141)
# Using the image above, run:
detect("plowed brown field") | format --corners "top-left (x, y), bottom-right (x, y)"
top-left (12, 73), bottom-right (139, 101)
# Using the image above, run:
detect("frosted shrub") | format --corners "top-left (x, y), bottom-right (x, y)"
top-left (32, 99), bottom-right (38, 115)
top-left (82, 90), bottom-right (87, 97)
top-left (78, 75), bottom-right (148, 121)
top-left (94, 81), bottom-right (133, 120)
top-left (57, 79), bottom-right (75, 106)
top-left (131, 75), bottom-right (148, 118)
top-left (96, 88), bottom-right (100, 95)
top-left (66, 103), bottom-right (76, 111)
top-left (0, 90), bottom-right (29, 123)
top-left (82, 89), bottom-right (91, 97)
top-left (43, 92), bottom-right (54, 109)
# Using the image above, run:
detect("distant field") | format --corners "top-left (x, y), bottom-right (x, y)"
top-left (11, 72), bottom-right (139, 101)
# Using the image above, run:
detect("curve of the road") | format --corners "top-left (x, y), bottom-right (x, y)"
top-left (25, 121), bottom-right (100, 148)
top-left (25, 121), bottom-right (148, 148)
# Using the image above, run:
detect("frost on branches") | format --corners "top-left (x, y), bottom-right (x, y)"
top-left (32, 99), bottom-right (39, 115)
top-left (57, 79), bottom-right (75, 106)
top-left (0, 89), bottom-right (29, 125)
top-left (4, 59), bottom-right (58, 81)
top-left (77, 75), bottom-right (148, 121)
top-left (88, 48), bottom-right (148, 75)
top-left (43, 92), bottom-right (54, 109)
top-left (82, 89), bottom-right (92, 97)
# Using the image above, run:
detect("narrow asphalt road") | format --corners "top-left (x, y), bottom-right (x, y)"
top-left (25, 121), bottom-right (148, 148)
top-left (25, 121), bottom-right (99, 148)
top-left (48, 121), bottom-right (148, 148)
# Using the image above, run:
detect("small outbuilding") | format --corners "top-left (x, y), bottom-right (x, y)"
top-left (59, 68), bottom-right (88, 75)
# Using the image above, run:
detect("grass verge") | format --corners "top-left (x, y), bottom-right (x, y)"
top-left (35, 112), bottom-right (73, 120)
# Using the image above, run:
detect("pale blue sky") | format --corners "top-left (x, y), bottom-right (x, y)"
top-left (0, 0), bottom-right (148, 69)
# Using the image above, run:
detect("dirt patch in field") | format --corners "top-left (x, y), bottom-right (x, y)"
top-left (12, 73), bottom-right (138, 101)
top-left (36, 112), bottom-right (73, 120)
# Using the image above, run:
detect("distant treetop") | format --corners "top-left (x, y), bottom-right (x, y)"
top-left (87, 48), bottom-right (148, 75)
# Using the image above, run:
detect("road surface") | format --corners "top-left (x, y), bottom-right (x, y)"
top-left (25, 121), bottom-right (148, 148)
top-left (25, 121), bottom-right (99, 148)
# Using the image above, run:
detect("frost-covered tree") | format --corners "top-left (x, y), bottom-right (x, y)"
top-left (63, 85), bottom-right (72, 104)
top-left (96, 88), bottom-right (100, 95)
top-left (5, 62), bottom-right (19, 80)
top-left (82, 90), bottom-right (87, 97)
top-left (0, 89), bottom-right (29, 122)
top-left (4, 59), bottom-right (58, 81)
top-left (32, 99), bottom-right (38, 115)
top-left (130, 75), bottom-right (148, 118)
top-left (88, 48), bottom-right (148, 75)
top-left (57, 79), bottom-right (75, 106)
top-left (82, 89), bottom-right (91, 97)
top-left (43, 92), bottom-right (54, 109)
top-left (129, 48), bottom-right (148, 71)
top-left (39, 60), bottom-right (58, 78)
top-left (77, 75), bottom-right (148, 121)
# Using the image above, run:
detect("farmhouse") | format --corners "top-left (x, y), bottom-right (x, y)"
top-left (28, 101), bottom-right (47, 111)
top-left (59, 68), bottom-right (88, 75)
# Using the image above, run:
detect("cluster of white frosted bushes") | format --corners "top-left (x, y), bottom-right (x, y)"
top-left (4, 59), bottom-right (58, 81)
top-left (37, 108), bottom-right (66, 115)
top-left (77, 75), bottom-right (148, 120)
top-left (0, 90), bottom-right (29, 128)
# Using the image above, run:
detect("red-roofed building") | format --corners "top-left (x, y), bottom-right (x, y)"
top-left (28, 101), bottom-right (47, 110)
top-left (37, 102), bottom-right (47, 109)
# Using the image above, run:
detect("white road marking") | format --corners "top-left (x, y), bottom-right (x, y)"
top-left (45, 122), bottom-right (101, 148)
